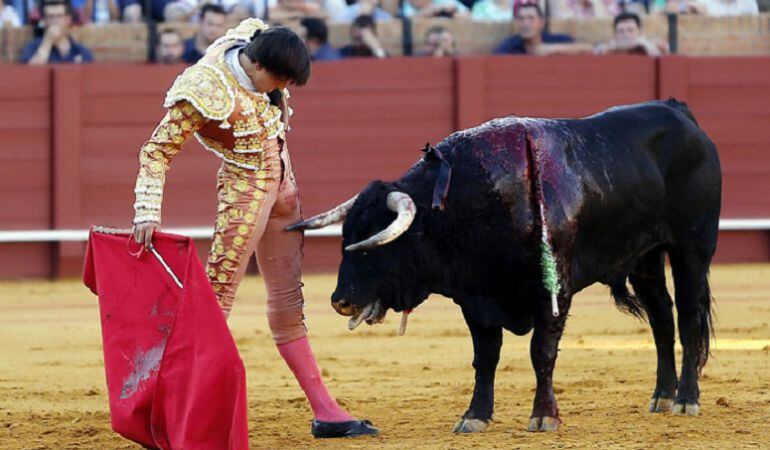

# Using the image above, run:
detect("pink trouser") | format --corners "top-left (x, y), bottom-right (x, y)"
top-left (205, 144), bottom-right (307, 344)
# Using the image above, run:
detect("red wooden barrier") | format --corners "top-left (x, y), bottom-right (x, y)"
top-left (0, 67), bottom-right (52, 277)
top-left (0, 56), bottom-right (768, 278)
top-left (659, 56), bottom-right (770, 262)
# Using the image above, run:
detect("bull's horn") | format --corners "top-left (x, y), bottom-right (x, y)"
top-left (286, 195), bottom-right (358, 231)
top-left (345, 192), bottom-right (416, 252)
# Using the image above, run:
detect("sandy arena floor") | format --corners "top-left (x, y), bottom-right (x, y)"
top-left (0, 265), bottom-right (769, 449)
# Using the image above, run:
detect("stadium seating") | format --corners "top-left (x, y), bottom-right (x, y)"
top-left (1, 14), bottom-right (769, 63)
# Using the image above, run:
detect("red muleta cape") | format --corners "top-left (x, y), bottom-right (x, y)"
top-left (83, 229), bottom-right (249, 450)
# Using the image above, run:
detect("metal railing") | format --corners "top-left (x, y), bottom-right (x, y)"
top-left (0, 220), bottom-right (767, 243)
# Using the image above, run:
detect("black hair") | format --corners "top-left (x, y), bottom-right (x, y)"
top-left (515, 2), bottom-right (543, 18)
top-left (300, 17), bottom-right (329, 45)
top-left (614, 12), bottom-right (641, 29)
top-left (157, 29), bottom-right (182, 41)
top-left (200, 3), bottom-right (226, 20)
top-left (243, 26), bottom-right (311, 86)
top-left (352, 15), bottom-right (376, 31)
top-left (42, 0), bottom-right (73, 16)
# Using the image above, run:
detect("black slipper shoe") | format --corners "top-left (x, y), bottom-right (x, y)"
top-left (311, 419), bottom-right (380, 438)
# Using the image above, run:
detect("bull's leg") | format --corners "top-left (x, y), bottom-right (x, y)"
top-left (629, 251), bottom-right (678, 413)
top-left (527, 295), bottom-right (570, 432)
top-left (669, 247), bottom-right (714, 416)
top-left (453, 309), bottom-right (502, 433)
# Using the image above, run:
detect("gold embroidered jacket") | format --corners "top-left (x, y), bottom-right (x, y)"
top-left (133, 18), bottom-right (290, 224)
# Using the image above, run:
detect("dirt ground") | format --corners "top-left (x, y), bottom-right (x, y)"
top-left (1, 265), bottom-right (768, 449)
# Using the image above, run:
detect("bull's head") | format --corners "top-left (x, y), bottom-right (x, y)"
top-left (288, 181), bottom-right (433, 330)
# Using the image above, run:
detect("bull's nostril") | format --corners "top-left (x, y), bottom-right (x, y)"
top-left (337, 300), bottom-right (351, 309)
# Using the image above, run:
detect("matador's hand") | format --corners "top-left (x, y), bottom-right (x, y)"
top-left (132, 222), bottom-right (160, 250)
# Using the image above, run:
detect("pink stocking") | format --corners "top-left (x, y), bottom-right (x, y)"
top-left (277, 336), bottom-right (355, 422)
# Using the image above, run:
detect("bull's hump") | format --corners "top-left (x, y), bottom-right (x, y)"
top-left (459, 118), bottom-right (531, 178)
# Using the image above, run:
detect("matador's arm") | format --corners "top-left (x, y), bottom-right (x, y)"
top-left (133, 101), bottom-right (206, 224)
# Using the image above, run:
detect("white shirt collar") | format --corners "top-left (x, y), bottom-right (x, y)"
top-left (225, 45), bottom-right (256, 92)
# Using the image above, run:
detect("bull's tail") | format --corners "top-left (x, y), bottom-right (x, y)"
top-left (696, 272), bottom-right (716, 373)
top-left (609, 276), bottom-right (647, 321)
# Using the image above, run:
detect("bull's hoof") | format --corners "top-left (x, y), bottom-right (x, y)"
top-left (527, 416), bottom-right (560, 432)
top-left (672, 402), bottom-right (700, 416)
top-left (452, 417), bottom-right (490, 433)
top-left (648, 397), bottom-right (675, 413)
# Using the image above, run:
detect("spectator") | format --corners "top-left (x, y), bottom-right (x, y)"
top-left (662, 0), bottom-right (707, 12)
top-left (8, 0), bottom-right (39, 25)
top-left (549, 0), bottom-right (620, 18)
top-left (339, 15), bottom-right (387, 58)
top-left (227, 2), bottom-right (252, 21)
top-left (300, 17), bottom-right (342, 61)
top-left (418, 25), bottom-right (456, 56)
top-left (269, 0), bottom-right (327, 21)
top-left (472, 0), bottom-right (514, 21)
top-left (182, 4), bottom-right (226, 64)
top-left (595, 12), bottom-right (668, 56)
top-left (149, 0), bottom-right (172, 21)
top-left (1, 0), bottom-right (21, 27)
top-left (401, 0), bottom-right (470, 18)
top-left (20, 0), bottom-right (94, 64)
top-left (617, 0), bottom-right (650, 14)
top-left (667, 0), bottom-right (758, 15)
top-left (120, 0), bottom-right (141, 21)
top-left (494, 3), bottom-right (592, 55)
top-left (333, 0), bottom-right (393, 22)
top-left (162, 0), bottom-right (193, 22)
top-left (156, 29), bottom-right (185, 63)
top-left (84, 0), bottom-right (141, 23)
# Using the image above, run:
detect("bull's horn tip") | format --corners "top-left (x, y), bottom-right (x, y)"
top-left (285, 222), bottom-right (304, 231)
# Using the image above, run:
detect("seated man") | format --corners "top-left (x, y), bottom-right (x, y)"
top-left (20, 0), bottom-right (94, 64)
top-left (182, 4), bottom-right (226, 64)
top-left (155, 29), bottom-right (185, 64)
top-left (339, 15), bottom-right (387, 58)
top-left (594, 12), bottom-right (669, 56)
top-left (300, 17), bottom-right (342, 61)
top-left (494, 3), bottom-right (592, 56)
top-left (417, 25), bottom-right (456, 57)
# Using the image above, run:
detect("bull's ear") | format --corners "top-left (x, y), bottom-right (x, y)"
top-left (421, 143), bottom-right (442, 161)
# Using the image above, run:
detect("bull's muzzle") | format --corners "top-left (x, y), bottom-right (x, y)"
top-left (331, 298), bottom-right (356, 317)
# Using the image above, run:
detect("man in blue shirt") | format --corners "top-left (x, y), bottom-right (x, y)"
top-left (20, 0), bottom-right (93, 64)
top-left (494, 3), bottom-right (591, 56)
top-left (300, 18), bottom-right (341, 61)
top-left (182, 4), bottom-right (226, 64)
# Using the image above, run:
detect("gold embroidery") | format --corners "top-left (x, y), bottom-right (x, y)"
top-left (164, 64), bottom-right (235, 121)
top-left (133, 101), bottom-right (205, 224)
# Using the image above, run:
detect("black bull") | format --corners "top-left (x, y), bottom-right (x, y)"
top-left (289, 99), bottom-right (721, 432)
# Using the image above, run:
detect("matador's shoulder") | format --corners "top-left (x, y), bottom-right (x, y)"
top-left (163, 63), bottom-right (236, 121)
top-left (215, 18), bottom-right (269, 44)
